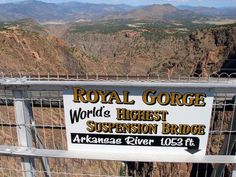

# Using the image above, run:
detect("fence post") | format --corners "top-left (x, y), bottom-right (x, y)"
top-left (233, 155), bottom-right (236, 177)
top-left (13, 90), bottom-right (36, 177)
top-left (232, 99), bottom-right (236, 177)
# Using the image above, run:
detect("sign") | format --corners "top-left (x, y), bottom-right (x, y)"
top-left (63, 86), bottom-right (213, 156)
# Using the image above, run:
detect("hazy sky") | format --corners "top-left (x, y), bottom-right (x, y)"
top-left (0, 0), bottom-right (236, 7)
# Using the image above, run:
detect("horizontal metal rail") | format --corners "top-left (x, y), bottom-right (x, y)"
top-left (1, 79), bottom-right (236, 92)
top-left (0, 145), bottom-right (235, 163)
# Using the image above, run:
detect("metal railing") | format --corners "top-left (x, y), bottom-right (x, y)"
top-left (0, 74), bottom-right (235, 177)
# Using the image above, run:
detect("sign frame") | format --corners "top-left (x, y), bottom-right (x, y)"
top-left (63, 85), bottom-right (214, 157)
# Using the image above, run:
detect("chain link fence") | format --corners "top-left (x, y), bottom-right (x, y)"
top-left (0, 74), bottom-right (235, 177)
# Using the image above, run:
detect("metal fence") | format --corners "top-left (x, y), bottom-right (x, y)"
top-left (0, 74), bottom-right (235, 177)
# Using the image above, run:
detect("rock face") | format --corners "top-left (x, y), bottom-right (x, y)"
top-left (0, 28), bottom-right (91, 74)
top-left (63, 26), bottom-right (236, 77)
top-left (190, 27), bottom-right (236, 77)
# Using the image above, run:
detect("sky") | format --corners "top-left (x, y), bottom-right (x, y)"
top-left (0, 0), bottom-right (236, 7)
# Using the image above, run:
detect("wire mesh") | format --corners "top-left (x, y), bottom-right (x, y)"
top-left (1, 72), bottom-right (236, 82)
top-left (0, 75), bottom-right (235, 177)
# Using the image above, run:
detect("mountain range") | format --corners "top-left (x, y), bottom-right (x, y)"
top-left (0, 0), bottom-right (133, 22)
top-left (0, 0), bottom-right (236, 23)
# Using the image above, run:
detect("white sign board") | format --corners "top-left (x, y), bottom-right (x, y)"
top-left (63, 86), bottom-right (213, 156)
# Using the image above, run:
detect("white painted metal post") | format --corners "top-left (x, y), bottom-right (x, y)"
top-left (233, 157), bottom-right (236, 177)
top-left (231, 97), bottom-right (236, 177)
top-left (13, 90), bottom-right (36, 177)
top-left (232, 131), bottom-right (236, 177)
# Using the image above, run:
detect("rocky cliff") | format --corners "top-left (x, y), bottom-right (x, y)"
top-left (0, 27), bottom-right (94, 74)
top-left (1, 20), bottom-right (236, 77)
top-left (63, 24), bottom-right (236, 77)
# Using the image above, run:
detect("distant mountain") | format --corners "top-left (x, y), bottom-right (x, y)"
top-left (0, 0), bottom-right (134, 22)
top-left (109, 4), bottom-right (177, 20)
top-left (113, 4), bottom-right (236, 21)
top-left (178, 6), bottom-right (236, 18)
top-left (0, 1), bottom-right (65, 22)
top-left (104, 4), bottom-right (200, 21)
